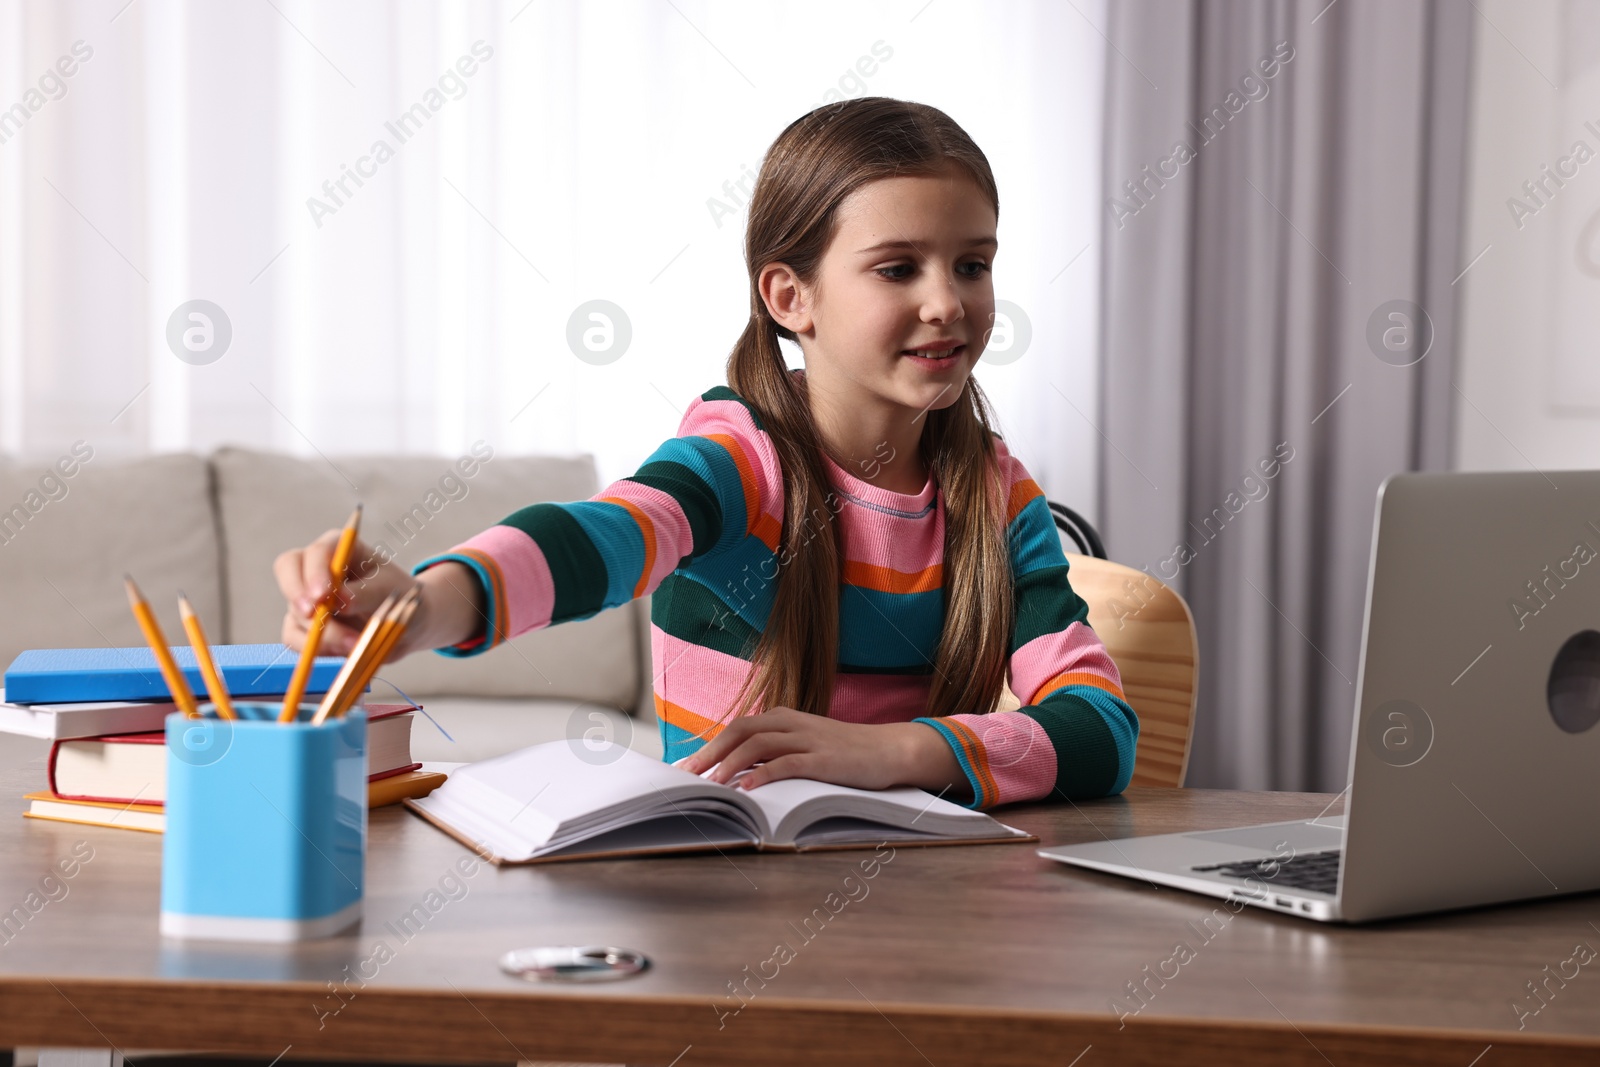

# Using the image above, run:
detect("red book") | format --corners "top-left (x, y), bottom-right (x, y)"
top-left (46, 704), bottom-right (422, 807)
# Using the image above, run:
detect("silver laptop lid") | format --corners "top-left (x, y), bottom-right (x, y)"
top-left (1341, 469), bottom-right (1600, 922)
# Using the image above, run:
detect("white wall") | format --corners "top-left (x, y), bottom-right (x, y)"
top-left (1456, 0), bottom-right (1600, 470)
top-left (0, 0), bottom-right (1107, 516)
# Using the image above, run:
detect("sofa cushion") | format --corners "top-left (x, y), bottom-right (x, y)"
top-left (0, 450), bottom-right (225, 689)
top-left (212, 445), bottom-right (642, 709)
top-left (403, 695), bottom-right (664, 764)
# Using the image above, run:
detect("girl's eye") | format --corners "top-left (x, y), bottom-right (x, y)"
top-left (873, 261), bottom-right (991, 281)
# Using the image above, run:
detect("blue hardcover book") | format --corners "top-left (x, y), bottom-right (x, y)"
top-left (3, 644), bottom-right (356, 705)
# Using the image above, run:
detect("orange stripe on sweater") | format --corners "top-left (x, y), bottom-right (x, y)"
top-left (454, 548), bottom-right (508, 648)
top-left (751, 510), bottom-right (782, 552)
top-left (841, 559), bottom-right (943, 595)
top-left (1034, 669), bottom-right (1126, 704)
top-left (1007, 477), bottom-right (1043, 524)
top-left (654, 694), bottom-right (731, 742)
top-left (941, 717), bottom-right (997, 808)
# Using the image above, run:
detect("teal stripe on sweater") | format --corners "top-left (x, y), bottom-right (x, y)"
top-left (562, 499), bottom-right (646, 608)
top-left (1007, 493), bottom-right (1070, 576)
top-left (912, 716), bottom-right (989, 810)
top-left (837, 585), bottom-right (944, 669)
top-left (679, 534), bottom-right (780, 634)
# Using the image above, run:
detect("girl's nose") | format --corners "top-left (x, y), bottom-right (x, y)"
top-left (920, 277), bottom-right (964, 323)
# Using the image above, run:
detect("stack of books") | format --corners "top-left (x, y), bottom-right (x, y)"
top-left (3, 643), bottom-right (445, 834)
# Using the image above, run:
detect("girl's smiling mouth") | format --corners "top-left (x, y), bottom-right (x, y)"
top-left (901, 341), bottom-right (967, 367)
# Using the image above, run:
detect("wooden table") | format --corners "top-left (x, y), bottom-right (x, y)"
top-left (2, 762), bottom-right (1599, 1067)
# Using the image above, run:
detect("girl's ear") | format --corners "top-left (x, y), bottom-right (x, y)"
top-left (758, 262), bottom-right (812, 336)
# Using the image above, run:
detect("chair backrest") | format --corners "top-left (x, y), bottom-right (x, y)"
top-left (996, 553), bottom-right (1199, 787)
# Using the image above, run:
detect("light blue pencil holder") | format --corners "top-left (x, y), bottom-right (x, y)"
top-left (160, 702), bottom-right (366, 942)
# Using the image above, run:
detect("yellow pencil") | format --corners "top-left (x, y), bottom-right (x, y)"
top-left (178, 593), bottom-right (236, 721)
top-left (310, 591), bottom-right (399, 726)
top-left (311, 593), bottom-right (398, 725)
top-left (280, 504), bottom-right (363, 722)
top-left (334, 585), bottom-right (420, 719)
top-left (123, 576), bottom-right (200, 719)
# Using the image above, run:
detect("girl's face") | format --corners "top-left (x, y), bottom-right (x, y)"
top-left (771, 163), bottom-right (998, 425)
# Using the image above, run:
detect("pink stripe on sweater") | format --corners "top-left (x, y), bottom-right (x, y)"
top-left (831, 495), bottom-right (945, 574)
top-left (649, 626), bottom-right (938, 726)
top-left (941, 709), bottom-right (1058, 806)
top-left (991, 433), bottom-right (1027, 486)
top-left (452, 524), bottom-right (555, 640)
top-left (649, 627), bottom-right (759, 724)
top-left (1009, 621), bottom-right (1123, 706)
top-left (681, 394), bottom-right (784, 539)
top-left (829, 672), bottom-right (934, 724)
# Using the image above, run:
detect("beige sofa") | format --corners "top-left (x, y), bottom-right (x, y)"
top-left (0, 444), bottom-right (661, 773)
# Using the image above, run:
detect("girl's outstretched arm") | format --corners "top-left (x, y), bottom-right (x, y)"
top-left (407, 389), bottom-right (773, 657)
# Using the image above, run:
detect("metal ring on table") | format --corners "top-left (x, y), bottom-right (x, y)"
top-left (498, 944), bottom-right (651, 983)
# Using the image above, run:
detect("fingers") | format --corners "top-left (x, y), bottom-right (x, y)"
top-left (274, 547), bottom-right (310, 612)
top-left (730, 752), bottom-right (814, 790)
top-left (279, 528), bottom-right (379, 625)
top-left (703, 730), bottom-right (796, 785)
top-left (281, 609), bottom-right (307, 651)
top-left (677, 714), bottom-right (761, 774)
top-left (278, 607), bottom-right (360, 656)
top-left (677, 707), bottom-right (803, 775)
top-left (317, 617), bottom-right (362, 657)
top-left (298, 529), bottom-right (342, 610)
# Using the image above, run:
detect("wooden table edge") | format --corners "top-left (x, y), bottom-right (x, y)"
top-left (1, 976), bottom-right (1593, 1066)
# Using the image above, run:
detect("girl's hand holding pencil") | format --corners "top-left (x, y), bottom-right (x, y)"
top-left (275, 521), bottom-right (409, 659)
top-left (274, 527), bottom-right (487, 666)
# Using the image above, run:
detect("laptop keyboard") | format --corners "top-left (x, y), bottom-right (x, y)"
top-left (1192, 848), bottom-right (1342, 896)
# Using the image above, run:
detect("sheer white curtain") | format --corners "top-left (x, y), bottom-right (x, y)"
top-left (0, 0), bottom-right (1105, 514)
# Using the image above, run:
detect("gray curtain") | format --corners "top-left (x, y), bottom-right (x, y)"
top-left (1098, 0), bottom-right (1473, 791)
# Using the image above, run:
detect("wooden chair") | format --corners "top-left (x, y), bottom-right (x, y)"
top-left (995, 543), bottom-right (1200, 788)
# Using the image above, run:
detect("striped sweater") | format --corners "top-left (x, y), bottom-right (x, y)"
top-left (411, 380), bottom-right (1139, 810)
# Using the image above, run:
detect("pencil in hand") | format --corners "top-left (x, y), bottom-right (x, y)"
top-left (280, 503), bottom-right (363, 722)
top-left (123, 575), bottom-right (201, 719)
top-left (178, 592), bottom-right (236, 721)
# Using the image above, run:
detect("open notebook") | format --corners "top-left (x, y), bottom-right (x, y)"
top-left (404, 739), bottom-right (1035, 864)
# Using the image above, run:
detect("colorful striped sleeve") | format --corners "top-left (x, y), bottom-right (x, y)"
top-left (914, 437), bottom-right (1140, 810)
top-left (410, 387), bottom-right (782, 657)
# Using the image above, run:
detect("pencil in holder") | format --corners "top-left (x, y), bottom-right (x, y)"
top-left (160, 702), bottom-right (366, 941)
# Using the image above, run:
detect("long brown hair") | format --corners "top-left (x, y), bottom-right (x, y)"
top-left (721, 96), bottom-right (1014, 726)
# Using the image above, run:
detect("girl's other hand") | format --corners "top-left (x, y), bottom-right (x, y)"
top-left (274, 530), bottom-right (417, 657)
top-left (674, 707), bottom-right (967, 797)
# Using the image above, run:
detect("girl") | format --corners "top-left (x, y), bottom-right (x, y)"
top-left (276, 96), bottom-right (1138, 810)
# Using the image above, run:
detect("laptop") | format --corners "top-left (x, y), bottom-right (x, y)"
top-left (1039, 469), bottom-right (1600, 923)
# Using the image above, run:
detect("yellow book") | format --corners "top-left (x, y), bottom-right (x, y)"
top-left (23, 791), bottom-right (164, 834)
top-left (22, 770), bottom-right (447, 834)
